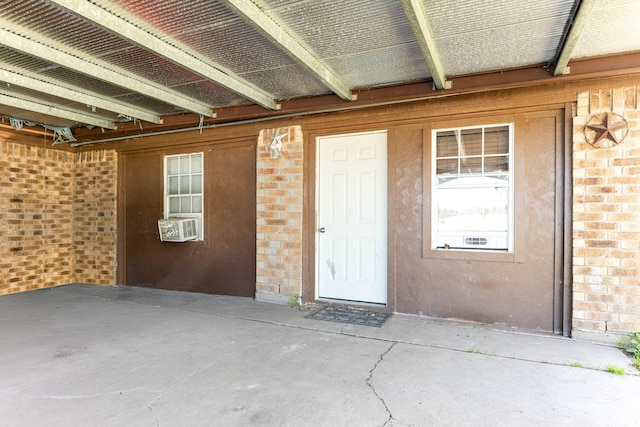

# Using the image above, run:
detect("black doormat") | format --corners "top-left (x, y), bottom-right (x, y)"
top-left (306, 306), bottom-right (393, 327)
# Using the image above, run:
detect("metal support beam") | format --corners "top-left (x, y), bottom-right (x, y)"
top-left (219, 0), bottom-right (355, 101)
top-left (400, 0), bottom-right (451, 90)
top-left (0, 24), bottom-right (214, 118)
top-left (47, 0), bottom-right (279, 110)
top-left (0, 68), bottom-right (163, 124)
top-left (553, 0), bottom-right (597, 76)
top-left (0, 93), bottom-right (116, 129)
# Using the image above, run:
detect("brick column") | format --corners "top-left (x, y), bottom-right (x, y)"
top-left (73, 150), bottom-right (118, 285)
top-left (572, 87), bottom-right (640, 342)
top-left (255, 126), bottom-right (304, 304)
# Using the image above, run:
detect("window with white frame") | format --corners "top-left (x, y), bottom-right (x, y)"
top-left (432, 124), bottom-right (513, 251)
top-left (165, 152), bottom-right (204, 240)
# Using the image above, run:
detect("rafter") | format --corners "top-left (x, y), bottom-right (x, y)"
top-left (0, 24), bottom-right (214, 118)
top-left (400, 0), bottom-right (451, 90)
top-left (553, 0), bottom-right (597, 76)
top-left (47, 0), bottom-right (279, 110)
top-left (0, 122), bottom-right (49, 139)
top-left (218, 0), bottom-right (355, 101)
top-left (0, 68), bottom-right (163, 124)
top-left (0, 93), bottom-right (116, 129)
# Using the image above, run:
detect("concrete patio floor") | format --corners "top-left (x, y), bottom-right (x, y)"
top-left (0, 284), bottom-right (637, 426)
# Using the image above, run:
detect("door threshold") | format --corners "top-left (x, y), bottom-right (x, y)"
top-left (316, 297), bottom-right (387, 309)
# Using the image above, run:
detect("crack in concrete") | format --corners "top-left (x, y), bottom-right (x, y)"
top-left (366, 342), bottom-right (417, 427)
top-left (22, 387), bottom-right (155, 400)
top-left (88, 290), bottom-right (639, 376)
top-left (147, 359), bottom-right (219, 404)
top-left (366, 342), bottom-right (397, 427)
top-left (143, 358), bottom-right (222, 427)
top-left (147, 404), bottom-right (160, 426)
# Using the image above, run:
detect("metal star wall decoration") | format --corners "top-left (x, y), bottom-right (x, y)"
top-left (584, 112), bottom-right (629, 148)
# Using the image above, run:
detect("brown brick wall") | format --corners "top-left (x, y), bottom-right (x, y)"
top-left (73, 150), bottom-right (118, 285)
top-left (573, 86), bottom-right (640, 341)
top-left (0, 141), bottom-right (74, 294)
top-left (255, 126), bottom-right (304, 304)
top-left (0, 140), bottom-right (117, 295)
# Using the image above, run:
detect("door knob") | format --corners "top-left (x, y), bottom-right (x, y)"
top-left (318, 227), bottom-right (326, 233)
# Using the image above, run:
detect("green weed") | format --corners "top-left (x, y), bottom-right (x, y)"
top-left (624, 332), bottom-right (640, 368)
top-left (605, 365), bottom-right (625, 375)
top-left (286, 294), bottom-right (301, 308)
top-left (467, 347), bottom-right (497, 356)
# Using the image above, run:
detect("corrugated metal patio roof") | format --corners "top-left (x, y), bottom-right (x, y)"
top-left (0, 0), bottom-right (639, 144)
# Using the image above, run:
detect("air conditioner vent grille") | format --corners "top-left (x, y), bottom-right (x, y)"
top-left (465, 237), bottom-right (488, 246)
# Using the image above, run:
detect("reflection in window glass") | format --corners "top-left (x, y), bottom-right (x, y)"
top-left (169, 197), bottom-right (180, 214)
top-left (436, 130), bottom-right (458, 157)
top-left (484, 126), bottom-right (509, 155)
top-left (436, 158), bottom-right (458, 176)
top-left (191, 174), bottom-right (202, 193)
top-left (181, 196), bottom-right (191, 213)
top-left (433, 124), bottom-right (513, 251)
top-left (460, 128), bottom-right (482, 156)
top-left (437, 185), bottom-right (509, 233)
top-left (192, 196), bottom-right (202, 213)
top-left (167, 157), bottom-right (179, 175)
top-left (191, 156), bottom-right (202, 173)
top-left (180, 156), bottom-right (190, 174)
top-left (168, 176), bottom-right (179, 195)
top-left (460, 157), bottom-right (482, 176)
top-left (485, 156), bottom-right (509, 176)
top-left (179, 176), bottom-right (190, 194)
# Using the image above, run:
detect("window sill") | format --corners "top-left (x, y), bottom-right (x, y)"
top-left (423, 247), bottom-right (519, 263)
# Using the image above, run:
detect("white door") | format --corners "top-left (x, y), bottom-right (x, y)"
top-left (317, 131), bottom-right (387, 304)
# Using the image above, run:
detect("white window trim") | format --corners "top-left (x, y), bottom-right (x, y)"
top-left (164, 152), bottom-right (204, 241)
top-left (430, 123), bottom-right (514, 253)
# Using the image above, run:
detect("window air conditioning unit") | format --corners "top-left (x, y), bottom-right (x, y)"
top-left (158, 217), bottom-right (198, 242)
